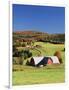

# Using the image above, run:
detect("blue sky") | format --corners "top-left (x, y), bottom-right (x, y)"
top-left (13, 4), bottom-right (65, 34)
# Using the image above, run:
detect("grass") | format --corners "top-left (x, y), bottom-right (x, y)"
top-left (12, 42), bottom-right (65, 85)
top-left (13, 64), bottom-right (65, 85)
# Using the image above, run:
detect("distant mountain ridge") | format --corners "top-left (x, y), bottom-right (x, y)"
top-left (13, 30), bottom-right (65, 43)
top-left (13, 30), bottom-right (48, 35)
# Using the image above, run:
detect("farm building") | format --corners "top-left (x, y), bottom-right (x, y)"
top-left (27, 56), bottom-right (60, 66)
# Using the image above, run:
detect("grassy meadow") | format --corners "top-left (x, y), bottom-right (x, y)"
top-left (12, 42), bottom-right (65, 85)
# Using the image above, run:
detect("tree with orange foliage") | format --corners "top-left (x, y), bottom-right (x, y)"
top-left (54, 51), bottom-right (63, 64)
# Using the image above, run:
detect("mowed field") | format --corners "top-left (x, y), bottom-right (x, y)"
top-left (12, 42), bottom-right (65, 85)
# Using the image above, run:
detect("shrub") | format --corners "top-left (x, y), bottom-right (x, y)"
top-left (23, 50), bottom-right (32, 58)
top-left (54, 51), bottom-right (63, 64)
top-left (13, 57), bottom-right (23, 65)
top-left (13, 49), bottom-right (32, 65)
top-left (13, 57), bottom-right (16, 64)
top-left (26, 60), bottom-right (30, 65)
top-left (19, 57), bottom-right (23, 65)
top-left (22, 42), bottom-right (26, 47)
top-left (28, 52), bottom-right (32, 57)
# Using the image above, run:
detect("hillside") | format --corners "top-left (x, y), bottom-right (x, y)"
top-left (13, 30), bottom-right (65, 43)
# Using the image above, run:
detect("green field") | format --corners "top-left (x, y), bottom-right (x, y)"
top-left (12, 42), bottom-right (65, 85)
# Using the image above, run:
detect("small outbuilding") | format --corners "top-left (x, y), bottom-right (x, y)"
top-left (28, 56), bottom-right (60, 66)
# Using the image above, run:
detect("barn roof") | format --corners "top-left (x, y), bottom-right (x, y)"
top-left (32, 57), bottom-right (44, 65)
top-left (50, 56), bottom-right (60, 64)
top-left (32, 56), bottom-right (60, 65)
